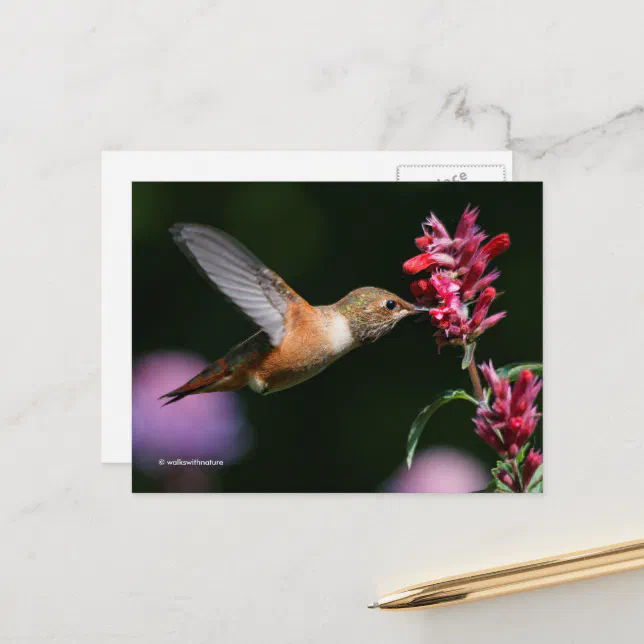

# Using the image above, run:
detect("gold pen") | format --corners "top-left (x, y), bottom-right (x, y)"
top-left (369, 538), bottom-right (644, 611)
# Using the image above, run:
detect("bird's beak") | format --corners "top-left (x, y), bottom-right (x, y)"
top-left (400, 301), bottom-right (428, 318)
top-left (401, 304), bottom-right (424, 317)
top-left (410, 303), bottom-right (431, 323)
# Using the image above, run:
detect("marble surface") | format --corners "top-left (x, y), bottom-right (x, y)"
top-left (2, 1), bottom-right (644, 642)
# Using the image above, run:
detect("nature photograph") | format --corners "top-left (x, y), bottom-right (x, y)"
top-left (132, 181), bottom-right (543, 493)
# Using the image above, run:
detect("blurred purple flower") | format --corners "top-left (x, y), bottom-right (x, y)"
top-left (132, 351), bottom-right (251, 471)
top-left (385, 447), bottom-right (489, 493)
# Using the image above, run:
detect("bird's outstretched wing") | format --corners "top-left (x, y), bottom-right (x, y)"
top-left (169, 224), bottom-right (303, 346)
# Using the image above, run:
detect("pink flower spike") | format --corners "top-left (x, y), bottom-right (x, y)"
top-left (474, 364), bottom-right (542, 463)
top-left (404, 205), bottom-right (511, 348)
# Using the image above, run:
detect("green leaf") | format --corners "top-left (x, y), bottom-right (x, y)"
top-left (461, 342), bottom-right (476, 370)
top-left (496, 363), bottom-right (542, 382)
top-left (526, 464), bottom-right (544, 493)
top-left (492, 461), bottom-right (518, 493)
top-left (528, 479), bottom-right (543, 493)
top-left (406, 389), bottom-right (479, 469)
top-left (496, 460), bottom-right (514, 476)
top-left (474, 480), bottom-right (498, 493)
top-left (515, 441), bottom-right (531, 467)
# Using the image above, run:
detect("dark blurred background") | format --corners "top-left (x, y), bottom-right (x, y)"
top-left (132, 182), bottom-right (542, 493)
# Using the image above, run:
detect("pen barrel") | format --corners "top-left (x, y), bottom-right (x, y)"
top-left (379, 539), bottom-right (644, 610)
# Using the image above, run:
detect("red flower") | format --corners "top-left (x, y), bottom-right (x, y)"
top-left (403, 205), bottom-right (509, 348)
top-left (480, 233), bottom-right (511, 260)
top-left (474, 363), bottom-right (542, 458)
top-left (403, 254), bottom-right (436, 275)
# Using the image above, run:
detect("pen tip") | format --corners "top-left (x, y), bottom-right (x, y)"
top-left (367, 601), bottom-right (380, 609)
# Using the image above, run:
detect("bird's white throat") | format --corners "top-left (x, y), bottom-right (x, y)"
top-left (328, 312), bottom-right (355, 355)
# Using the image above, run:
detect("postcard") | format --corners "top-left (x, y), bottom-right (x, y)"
top-left (102, 152), bottom-right (542, 493)
top-left (103, 151), bottom-right (513, 465)
top-left (124, 178), bottom-right (541, 493)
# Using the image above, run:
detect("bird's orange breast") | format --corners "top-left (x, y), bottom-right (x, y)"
top-left (248, 300), bottom-right (346, 394)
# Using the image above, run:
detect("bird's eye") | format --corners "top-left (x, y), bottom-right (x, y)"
top-left (385, 299), bottom-right (397, 311)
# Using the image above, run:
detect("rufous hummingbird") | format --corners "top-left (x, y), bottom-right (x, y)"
top-left (161, 224), bottom-right (421, 405)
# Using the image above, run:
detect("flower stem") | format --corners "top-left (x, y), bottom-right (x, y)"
top-left (467, 349), bottom-right (484, 401)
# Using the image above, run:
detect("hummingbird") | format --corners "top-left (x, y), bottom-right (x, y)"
top-left (160, 224), bottom-right (421, 405)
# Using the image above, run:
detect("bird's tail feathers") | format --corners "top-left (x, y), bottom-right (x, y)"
top-left (159, 358), bottom-right (230, 406)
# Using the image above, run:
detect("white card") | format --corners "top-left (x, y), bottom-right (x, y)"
top-left (102, 151), bottom-right (512, 463)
